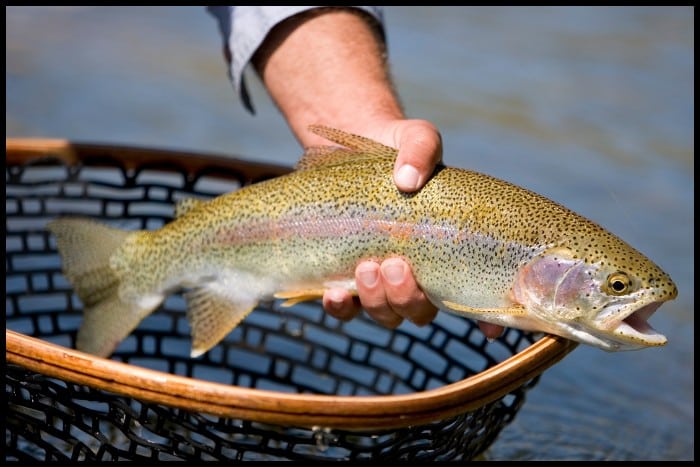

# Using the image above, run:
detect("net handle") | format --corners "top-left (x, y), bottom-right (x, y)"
top-left (6, 330), bottom-right (576, 430)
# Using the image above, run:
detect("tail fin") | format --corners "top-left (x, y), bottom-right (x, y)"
top-left (47, 218), bottom-right (162, 357)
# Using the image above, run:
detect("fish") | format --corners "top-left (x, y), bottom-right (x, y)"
top-left (47, 125), bottom-right (678, 358)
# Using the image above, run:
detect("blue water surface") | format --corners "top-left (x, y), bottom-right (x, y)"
top-left (6, 6), bottom-right (693, 461)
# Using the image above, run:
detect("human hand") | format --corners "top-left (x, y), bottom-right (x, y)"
top-left (322, 119), bottom-right (440, 328)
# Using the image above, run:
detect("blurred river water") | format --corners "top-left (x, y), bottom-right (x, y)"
top-left (6, 6), bottom-right (693, 461)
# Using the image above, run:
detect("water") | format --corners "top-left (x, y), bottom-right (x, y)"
top-left (6, 6), bottom-right (693, 461)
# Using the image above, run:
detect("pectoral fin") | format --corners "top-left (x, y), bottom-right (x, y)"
top-left (185, 286), bottom-right (258, 358)
top-left (274, 289), bottom-right (329, 307)
top-left (442, 300), bottom-right (528, 316)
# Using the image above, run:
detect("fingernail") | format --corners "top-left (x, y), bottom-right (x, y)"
top-left (357, 264), bottom-right (379, 287)
top-left (381, 261), bottom-right (405, 285)
top-left (395, 164), bottom-right (421, 191)
top-left (326, 289), bottom-right (346, 310)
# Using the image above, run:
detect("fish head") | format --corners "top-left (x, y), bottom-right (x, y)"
top-left (513, 244), bottom-right (678, 351)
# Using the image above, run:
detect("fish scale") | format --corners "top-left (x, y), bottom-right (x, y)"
top-left (47, 125), bottom-right (677, 358)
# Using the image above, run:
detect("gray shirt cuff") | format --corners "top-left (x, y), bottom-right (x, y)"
top-left (207, 6), bottom-right (384, 113)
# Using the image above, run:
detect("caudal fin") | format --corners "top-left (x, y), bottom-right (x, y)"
top-left (47, 218), bottom-right (162, 357)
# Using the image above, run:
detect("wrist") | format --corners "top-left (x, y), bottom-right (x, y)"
top-left (253, 8), bottom-right (404, 147)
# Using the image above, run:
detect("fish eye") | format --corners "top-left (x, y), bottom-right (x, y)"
top-left (604, 272), bottom-right (631, 296)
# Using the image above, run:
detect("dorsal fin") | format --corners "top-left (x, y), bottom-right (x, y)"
top-left (308, 125), bottom-right (398, 158)
top-left (295, 146), bottom-right (360, 170)
top-left (174, 198), bottom-right (206, 218)
top-left (295, 125), bottom-right (398, 170)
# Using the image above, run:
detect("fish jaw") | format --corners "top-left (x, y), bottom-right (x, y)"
top-left (589, 300), bottom-right (667, 351)
top-left (504, 296), bottom-right (669, 352)
top-left (537, 300), bottom-right (668, 352)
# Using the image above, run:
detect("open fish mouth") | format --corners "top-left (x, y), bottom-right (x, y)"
top-left (610, 302), bottom-right (667, 347)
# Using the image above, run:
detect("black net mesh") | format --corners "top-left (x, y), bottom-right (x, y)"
top-left (5, 145), bottom-right (546, 461)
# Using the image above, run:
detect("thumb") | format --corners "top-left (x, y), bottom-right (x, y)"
top-left (393, 120), bottom-right (443, 193)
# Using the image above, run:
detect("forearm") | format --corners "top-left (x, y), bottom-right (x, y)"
top-left (252, 8), bottom-right (404, 147)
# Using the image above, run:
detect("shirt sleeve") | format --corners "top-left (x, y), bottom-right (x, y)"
top-left (206, 6), bottom-right (385, 114)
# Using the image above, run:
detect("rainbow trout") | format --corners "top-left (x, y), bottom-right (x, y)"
top-left (48, 126), bottom-right (677, 358)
